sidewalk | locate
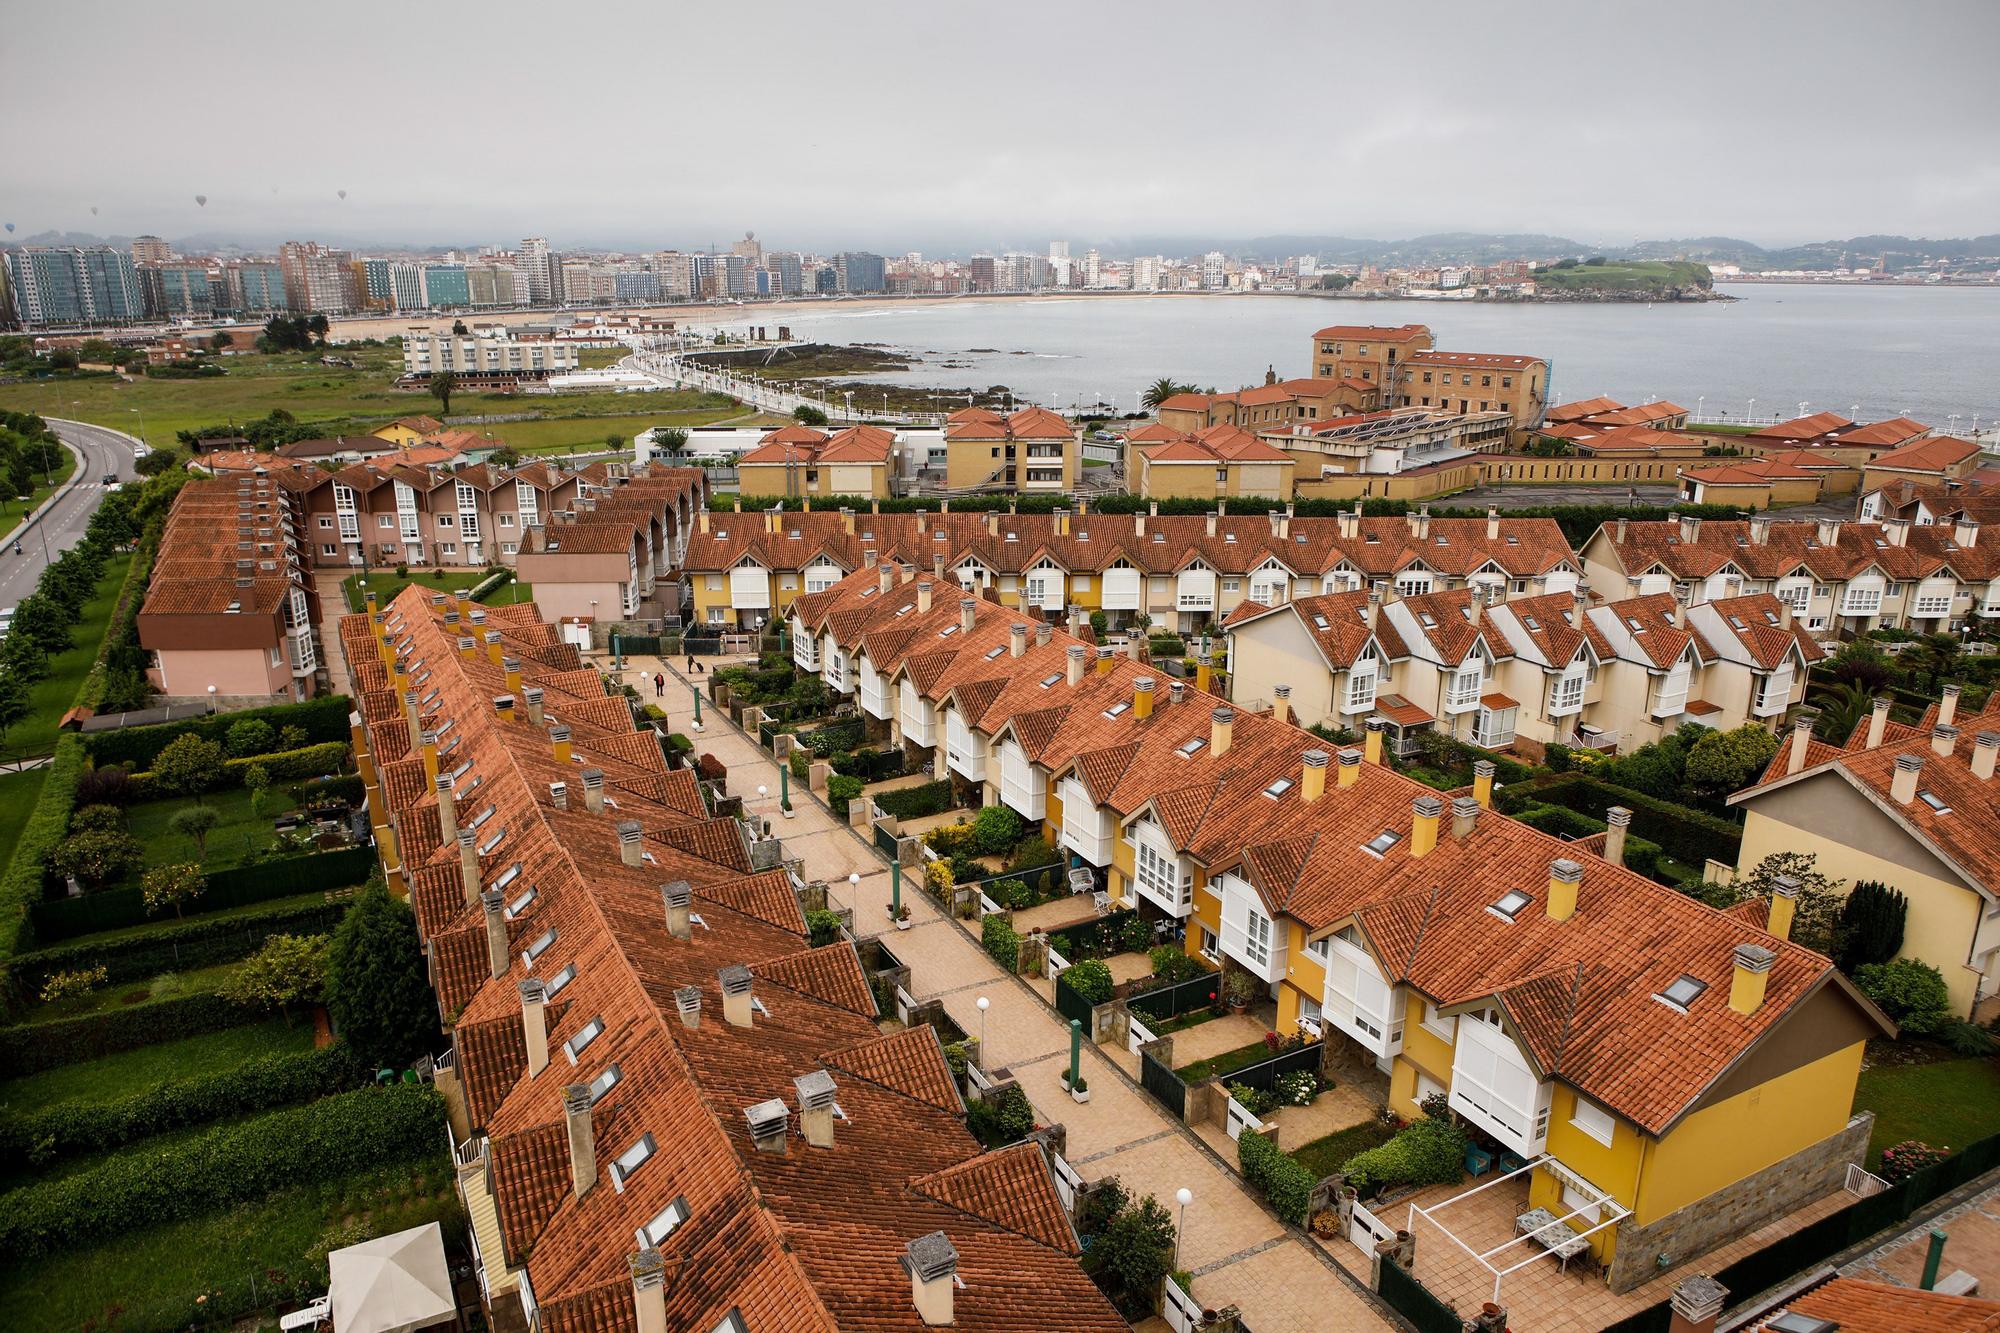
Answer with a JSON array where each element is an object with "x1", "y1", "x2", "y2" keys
[{"x1": 625, "y1": 653, "x2": 1394, "y2": 1333}]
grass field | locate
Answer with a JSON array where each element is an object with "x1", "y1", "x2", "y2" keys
[
  {"x1": 0, "y1": 450, "x2": 80, "y2": 547},
  {"x1": 1289, "y1": 1118, "x2": 1399, "y2": 1180},
  {"x1": 1853, "y1": 1050, "x2": 2000, "y2": 1166},
  {"x1": 123, "y1": 788, "x2": 281, "y2": 872},
  {"x1": 1533, "y1": 260, "x2": 1713, "y2": 293},
  {"x1": 0, "y1": 344, "x2": 743, "y2": 452},
  {"x1": 0, "y1": 1017, "x2": 311, "y2": 1111},
  {"x1": 25, "y1": 959, "x2": 242, "y2": 1023},
  {"x1": 0, "y1": 768, "x2": 49, "y2": 885},
  {"x1": 0, "y1": 1153, "x2": 459, "y2": 1333},
  {"x1": 7, "y1": 552, "x2": 132, "y2": 760},
  {"x1": 342, "y1": 568, "x2": 534, "y2": 613}
]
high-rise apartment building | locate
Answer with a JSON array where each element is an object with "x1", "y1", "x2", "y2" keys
[
  {"x1": 722, "y1": 253, "x2": 752, "y2": 296},
  {"x1": 219, "y1": 261, "x2": 288, "y2": 315},
  {"x1": 613, "y1": 269, "x2": 660, "y2": 303},
  {"x1": 1202, "y1": 251, "x2": 1227, "y2": 288},
  {"x1": 421, "y1": 263, "x2": 470, "y2": 308},
  {"x1": 518, "y1": 236, "x2": 553, "y2": 305},
  {"x1": 463, "y1": 262, "x2": 519, "y2": 307},
  {"x1": 277, "y1": 241, "x2": 360, "y2": 314},
  {"x1": 1083, "y1": 248, "x2": 1102, "y2": 287},
  {"x1": 130, "y1": 234, "x2": 173, "y2": 265},
  {"x1": 836, "y1": 251, "x2": 886, "y2": 293},
  {"x1": 139, "y1": 263, "x2": 215, "y2": 319},
  {"x1": 3, "y1": 246, "x2": 145, "y2": 327},
  {"x1": 730, "y1": 231, "x2": 762, "y2": 262},
  {"x1": 968, "y1": 255, "x2": 996, "y2": 292},
  {"x1": 646, "y1": 251, "x2": 691, "y2": 299},
  {"x1": 772, "y1": 250, "x2": 803, "y2": 295},
  {"x1": 1049, "y1": 240, "x2": 1070, "y2": 287}
]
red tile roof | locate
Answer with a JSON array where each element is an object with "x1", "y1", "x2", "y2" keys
[{"x1": 1781, "y1": 1276, "x2": 2000, "y2": 1331}]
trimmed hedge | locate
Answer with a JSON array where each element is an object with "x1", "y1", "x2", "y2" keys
[
  {"x1": 1496, "y1": 773, "x2": 1741, "y2": 870},
  {"x1": 29, "y1": 846, "x2": 376, "y2": 942},
  {"x1": 1239, "y1": 1125, "x2": 1315, "y2": 1224},
  {"x1": 80, "y1": 694, "x2": 353, "y2": 769},
  {"x1": 831, "y1": 747, "x2": 907, "y2": 782},
  {"x1": 0, "y1": 989, "x2": 251, "y2": 1077},
  {"x1": 123, "y1": 740, "x2": 350, "y2": 801},
  {"x1": 0, "y1": 734, "x2": 85, "y2": 962},
  {"x1": 0, "y1": 1083, "x2": 445, "y2": 1259},
  {"x1": 874, "y1": 780, "x2": 955, "y2": 821},
  {"x1": 0, "y1": 1042, "x2": 368, "y2": 1162},
  {"x1": 1511, "y1": 803, "x2": 1669, "y2": 883},
  {"x1": 10, "y1": 897, "x2": 350, "y2": 990}
]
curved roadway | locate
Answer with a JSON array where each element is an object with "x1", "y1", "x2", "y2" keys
[{"x1": 0, "y1": 418, "x2": 140, "y2": 613}]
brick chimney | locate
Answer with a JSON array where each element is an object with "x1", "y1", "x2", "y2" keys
[
  {"x1": 1010, "y1": 623, "x2": 1028, "y2": 658},
  {"x1": 629, "y1": 1248, "x2": 667, "y2": 1333},
  {"x1": 563, "y1": 1083, "x2": 596, "y2": 1196},
  {"x1": 459, "y1": 828, "x2": 481, "y2": 906},
  {"x1": 493, "y1": 693, "x2": 516, "y2": 722},
  {"x1": 549, "y1": 780, "x2": 568, "y2": 811},
  {"x1": 662, "y1": 880, "x2": 692, "y2": 941},
  {"x1": 917, "y1": 579, "x2": 933, "y2": 614},
  {"x1": 1451, "y1": 795, "x2": 1479, "y2": 840},
  {"x1": 1300, "y1": 748, "x2": 1329, "y2": 803},
  {"x1": 1603, "y1": 806, "x2": 1632, "y2": 867},
  {"x1": 904, "y1": 1232, "x2": 959, "y2": 1327},
  {"x1": 1933, "y1": 724, "x2": 1959, "y2": 758},
  {"x1": 719, "y1": 964, "x2": 754, "y2": 1028},
  {"x1": 419, "y1": 729, "x2": 440, "y2": 783},
  {"x1": 1363, "y1": 716, "x2": 1386, "y2": 765},
  {"x1": 1066, "y1": 644, "x2": 1087, "y2": 687},
  {"x1": 482, "y1": 891, "x2": 509, "y2": 980},
  {"x1": 435, "y1": 774, "x2": 457, "y2": 844},
  {"x1": 617, "y1": 819, "x2": 643, "y2": 866},
  {"x1": 1036, "y1": 623, "x2": 1052, "y2": 647},
  {"x1": 519, "y1": 978, "x2": 549, "y2": 1076},
  {"x1": 674, "y1": 984, "x2": 700, "y2": 1029},
  {"x1": 581, "y1": 767, "x2": 606, "y2": 814},
  {"x1": 1547, "y1": 857, "x2": 1583, "y2": 921},
  {"x1": 1729, "y1": 943, "x2": 1776, "y2": 1015},
  {"x1": 744, "y1": 1097, "x2": 790, "y2": 1154},
  {"x1": 484, "y1": 628, "x2": 505, "y2": 667},
  {"x1": 503, "y1": 656, "x2": 524, "y2": 695},
  {"x1": 1892, "y1": 752, "x2": 1924, "y2": 805},
  {"x1": 523, "y1": 685, "x2": 545, "y2": 727},
  {"x1": 1133, "y1": 676, "x2": 1156, "y2": 720},
  {"x1": 1940, "y1": 683, "x2": 1962, "y2": 728},
  {"x1": 795, "y1": 1069, "x2": 838, "y2": 1149}
]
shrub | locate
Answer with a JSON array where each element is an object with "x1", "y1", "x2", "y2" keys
[
  {"x1": 72, "y1": 764, "x2": 134, "y2": 808},
  {"x1": 988, "y1": 877, "x2": 1032, "y2": 909},
  {"x1": 80, "y1": 695, "x2": 352, "y2": 770},
  {"x1": 1120, "y1": 914, "x2": 1152, "y2": 953},
  {"x1": 971, "y1": 804, "x2": 1024, "y2": 856},
  {"x1": 50, "y1": 827, "x2": 145, "y2": 888},
  {"x1": 1340, "y1": 1116, "x2": 1468, "y2": 1195},
  {"x1": 965, "y1": 1084, "x2": 1036, "y2": 1147},
  {"x1": 69, "y1": 803, "x2": 125, "y2": 835},
  {"x1": 0, "y1": 1042, "x2": 367, "y2": 1164},
  {"x1": 1006, "y1": 835, "x2": 1061, "y2": 873},
  {"x1": 1084, "y1": 1192, "x2": 1179, "y2": 1306},
  {"x1": 0, "y1": 1084, "x2": 444, "y2": 1259},
  {"x1": 39, "y1": 964, "x2": 108, "y2": 1003},
  {"x1": 1238, "y1": 1129, "x2": 1315, "y2": 1224},
  {"x1": 225, "y1": 718, "x2": 277, "y2": 757},
  {"x1": 1854, "y1": 958, "x2": 1954, "y2": 1036},
  {"x1": 1274, "y1": 1069, "x2": 1322, "y2": 1107},
  {"x1": 1228, "y1": 1081, "x2": 1277, "y2": 1117},
  {"x1": 805, "y1": 909, "x2": 843, "y2": 947},
  {"x1": 141, "y1": 862, "x2": 206, "y2": 918},
  {"x1": 222, "y1": 933, "x2": 329, "y2": 1019},
  {"x1": 0, "y1": 989, "x2": 249, "y2": 1075},
  {"x1": 874, "y1": 780, "x2": 954, "y2": 820},
  {"x1": 1065, "y1": 958, "x2": 1115, "y2": 1005},
  {"x1": 1940, "y1": 1020, "x2": 1998, "y2": 1057},
  {"x1": 1879, "y1": 1139, "x2": 1949, "y2": 1184},
  {"x1": 11, "y1": 897, "x2": 349, "y2": 989},
  {"x1": 981, "y1": 914, "x2": 1020, "y2": 972},
  {"x1": 826, "y1": 773, "x2": 864, "y2": 817}
]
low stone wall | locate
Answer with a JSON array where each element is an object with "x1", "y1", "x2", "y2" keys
[{"x1": 1605, "y1": 1113, "x2": 1873, "y2": 1293}]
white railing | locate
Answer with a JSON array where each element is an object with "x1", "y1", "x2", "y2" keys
[
  {"x1": 894, "y1": 983, "x2": 919, "y2": 1025},
  {"x1": 1162, "y1": 1274, "x2": 1203, "y2": 1333},
  {"x1": 1050, "y1": 1151, "x2": 1084, "y2": 1213},
  {"x1": 1226, "y1": 1094, "x2": 1265, "y2": 1141},
  {"x1": 1046, "y1": 945, "x2": 1071, "y2": 980},
  {"x1": 1846, "y1": 1162, "x2": 1890, "y2": 1198},
  {"x1": 1349, "y1": 1198, "x2": 1396, "y2": 1253},
  {"x1": 1127, "y1": 1012, "x2": 1160, "y2": 1056}
]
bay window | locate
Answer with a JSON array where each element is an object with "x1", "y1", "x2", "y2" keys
[
  {"x1": 1548, "y1": 663, "x2": 1587, "y2": 717},
  {"x1": 1449, "y1": 1016, "x2": 1553, "y2": 1156},
  {"x1": 1343, "y1": 659, "x2": 1378, "y2": 715},
  {"x1": 1445, "y1": 663, "x2": 1483, "y2": 714},
  {"x1": 1324, "y1": 933, "x2": 1404, "y2": 1059},
  {"x1": 1651, "y1": 658, "x2": 1690, "y2": 719},
  {"x1": 1753, "y1": 662, "x2": 1795, "y2": 716}
]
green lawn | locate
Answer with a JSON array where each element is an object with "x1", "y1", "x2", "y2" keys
[
  {"x1": 1175, "y1": 1040, "x2": 1278, "y2": 1085},
  {"x1": 123, "y1": 787, "x2": 285, "y2": 872},
  {"x1": 0, "y1": 767, "x2": 49, "y2": 884},
  {"x1": 1853, "y1": 1050, "x2": 2000, "y2": 1167},
  {"x1": 0, "y1": 1154, "x2": 460, "y2": 1333},
  {"x1": 0, "y1": 1017, "x2": 309, "y2": 1112},
  {"x1": 1533, "y1": 260, "x2": 1713, "y2": 293},
  {"x1": 24, "y1": 959, "x2": 242, "y2": 1023},
  {"x1": 7, "y1": 552, "x2": 132, "y2": 760},
  {"x1": 1290, "y1": 1118, "x2": 1399, "y2": 1180},
  {"x1": 0, "y1": 450, "x2": 80, "y2": 547},
  {"x1": 342, "y1": 568, "x2": 534, "y2": 613}
]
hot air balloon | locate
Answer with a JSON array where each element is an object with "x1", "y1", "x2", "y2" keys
[
  {"x1": 337, "y1": 189, "x2": 347, "y2": 200},
  {"x1": 3, "y1": 223, "x2": 14, "y2": 234},
  {"x1": 195, "y1": 194, "x2": 208, "y2": 207},
  {"x1": 90, "y1": 206, "x2": 99, "y2": 216}
]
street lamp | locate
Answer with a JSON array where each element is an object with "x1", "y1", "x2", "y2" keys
[
  {"x1": 975, "y1": 995, "x2": 990, "y2": 1069},
  {"x1": 207, "y1": 684, "x2": 218, "y2": 715},
  {"x1": 1175, "y1": 1188, "x2": 1194, "y2": 1269}
]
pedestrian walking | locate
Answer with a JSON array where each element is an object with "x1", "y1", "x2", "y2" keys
[{"x1": 654, "y1": 672, "x2": 665, "y2": 697}]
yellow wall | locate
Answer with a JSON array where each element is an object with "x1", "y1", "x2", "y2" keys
[
  {"x1": 1390, "y1": 992, "x2": 1456, "y2": 1120},
  {"x1": 1631, "y1": 1039, "x2": 1866, "y2": 1224},
  {"x1": 1526, "y1": 1085, "x2": 1648, "y2": 1262},
  {"x1": 372, "y1": 423, "x2": 426, "y2": 446},
  {"x1": 1738, "y1": 806, "x2": 1987, "y2": 1015},
  {"x1": 1279, "y1": 922, "x2": 1324, "y2": 1035}
]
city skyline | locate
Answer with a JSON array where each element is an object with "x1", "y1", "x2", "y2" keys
[{"x1": 6, "y1": 0, "x2": 1998, "y2": 251}]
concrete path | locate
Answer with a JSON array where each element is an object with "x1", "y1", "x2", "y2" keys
[{"x1": 618, "y1": 652, "x2": 1394, "y2": 1333}]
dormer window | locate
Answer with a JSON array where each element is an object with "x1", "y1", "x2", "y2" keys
[
  {"x1": 636, "y1": 1196, "x2": 689, "y2": 1248},
  {"x1": 1488, "y1": 889, "x2": 1533, "y2": 922},
  {"x1": 564, "y1": 1016, "x2": 606, "y2": 1062},
  {"x1": 1656, "y1": 974, "x2": 1708, "y2": 1011},
  {"x1": 609, "y1": 1132, "x2": 656, "y2": 1191},
  {"x1": 524, "y1": 927, "x2": 557, "y2": 964},
  {"x1": 588, "y1": 1063, "x2": 622, "y2": 1103}
]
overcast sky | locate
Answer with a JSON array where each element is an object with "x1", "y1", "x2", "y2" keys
[{"x1": 6, "y1": 0, "x2": 1997, "y2": 255}]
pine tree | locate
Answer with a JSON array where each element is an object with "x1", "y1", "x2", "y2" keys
[
  {"x1": 1837, "y1": 880, "x2": 1907, "y2": 974},
  {"x1": 325, "y1": 878, "x2": 439, "y2": 1069}
]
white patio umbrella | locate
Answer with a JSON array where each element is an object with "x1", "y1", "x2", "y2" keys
[{"x1": 327, "y1": 1222, "x2": 457, "y2": 1333}]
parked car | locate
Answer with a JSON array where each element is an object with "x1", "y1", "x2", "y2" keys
[
  {"x1": 132, "y1": 442, "x2": 150, "y2": 458},
  {"x1": 101, "y1": 472, "x2": 118, "y2": 485}
]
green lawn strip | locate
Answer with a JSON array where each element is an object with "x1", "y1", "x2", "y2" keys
[
  {"x1": 1174, "y1": 1039, "x2": 1278, "y2": 1085},
  {"x1": 7, "y1": 552, "x2": 132, "y2": 759},
  {"x1": 0, "y1": 450, "x2": 80, "y2": 547},
  {"x1": 1289, "y1": 1119, "x2": 1399, "y2": 1181},
  {"x1": 0, "y1": 1153, "x2": 460, "y2": 1333},
  {"x1": 0, "y1": 768, "x2": 50, "y2": 882},
  {"x1": 1148, "y1": 1006, "x2": 1226, "y2": 1037},
  {"x1": 25, "y1": 958, "x2": 241, "y2": 1023},
  {"x1": 26, "y1": 887, "x2": 334, "y2": 953},
  {"x1": 341, "y1": 567, "x2": 518, "y2": 613},
  {"x1": 122, "y1": 787, "x2": 281, "y2": 872},
  {"x1": 1853, "y1": 1052, "x2": 2000, "y2": 1167},
  {"x1": 0, "y1": 1016, "x2": 310, "y2": 1111}
]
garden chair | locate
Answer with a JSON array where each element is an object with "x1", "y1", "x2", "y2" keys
[
  {"x1": 1091, "y1": 890, "x2": 1110, "y2": 915},
  {"x1": 1464, "y1": 1143, "x2": 1494, "y2": 1176},
  {"x1": 1497, "y1": 1150, "x2": 1528, "y2": 1175}
]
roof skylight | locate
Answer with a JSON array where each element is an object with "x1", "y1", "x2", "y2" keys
[
  {"x1": 1656, "y1": 974, "x2": 1709, "y2": 1011},
  {"x1": 1363, "y1": 830, "x2": 1401, "y2": 856},
  {"x1": 1488, "y1": 889, "x2": 1533, "y2": 922}
]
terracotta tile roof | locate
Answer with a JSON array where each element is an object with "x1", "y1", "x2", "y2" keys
[
  {"x1": 1779, "y1": 1276, "x2": 2000, "y2": 1331},
  {"x1": 1751, "y1": 410, "x2": 1855, "y2": 442},
  {"x1": 1311, "y1": 323, "x2": 1431, "y2": 342},
  {"x1": 1583, "y1": 401, "x2": 1686, "y2": 428},
  {"x1": 1372, "y1": 693, "x2": 1434, "y2": 727},
  {"x1": 910, "y1": 1141, "x2": 1079, "y2": 1254},
  {"x1": 1867, "y1": 434, "x2": 1980, "y2": 475},
  {"x1": 826, "y1": 1027, "x2": 966, "y2": 1116},
  {"x1": 1403, "y1": 349, "x2": 1544, "y2": 370},
  {"x1": 1588, "y1": 517, "x2": 2000, "y2": 585},
  {"x1": 1837, "y1": 416, "x2": 1933, "y2": 448}
]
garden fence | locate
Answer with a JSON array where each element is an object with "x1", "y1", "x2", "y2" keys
[
  {"x1": 1139, "y1": 1048, "x2": 1187, "y2": 1120},
  {"x1": 29, "y1": 846, "x2": 375, "y2": 941},
  {"x1": 1214, "y1": 1041, "x2": 1324, "y2": 1094},
  {"x1": 1053, "y1": 972, "x2": 1096, "y2": 1027},
  {"x1": 1377, "y1": 1258, "x2": 1463, "y2": 1333},
  {"x1": 1128, "y1": 969, "x2": 1224, "y2": 1021}
]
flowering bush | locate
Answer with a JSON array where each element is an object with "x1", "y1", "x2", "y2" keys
[
  {"x1": 1879, "y1": 1139, "x2": 1949, "y2": 1184},
  {"x1": 1275, "y1": 1069, "x2": 1322, "y2": 1107},
  {"x1": 39, "y1": 965, "x2": 109, "y2": 1003},
  {"x1": 1228, "y1": 1081, "x2": 1278, "y2": 1117}
]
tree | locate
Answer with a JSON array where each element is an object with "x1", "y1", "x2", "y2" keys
[
  {"x1": 142, "y1": 862, "x2": 206, "y2": 920},
  {"x1": 1826, "y1": 638, "x2": 1895, "y2": 694},
  {"x1": 50, "y1": 828, "x2": 144, "y2": 888},
  {"x1": 243, "y1": 761, "x2": 272, "y2": 817},
  {"x1": 450, "y1": 319, "x2": 469, "y2": 336},
  {"x1": 325, "y1": 879, "x2": 440, "y2": 1068},
  {"x1": 792, "y1": 405, "x2": 828, "y2": 427},
  {"x1": 1907, "y1": 634, "x2": 1963, "y2": 694},
  {"x1": 169, "y1": 805, "x2": 222, "y2": 860},
  {"x1": 1142, "y1": 378, "x2": 1196, "y2": 410},
  {"x1": 1683, "y1": 724, "x2": 1779, "y2": 799},
  {"x1": 307, "y1": 313, "x2": 330, "y2": 346},
  {"x1": 971, "y1": 804, "x2": 1025, "y2": 856},
  {"x1": 605, "y1": 434, "x2": 626, "y2": 452},
  {"x1": 1740, "y1": 850, "x2": 1846, "y2": 954},
  {"x1": 209, "y1": 330, "x2": 233, "y2": 354},
  {"x1": 133, "y1": 449, "x2": 178, "y2": 476},
  {"x1": 1084, "y1": 1193, "x2": 1177, "y2": 1307},
  {"x1": 655, "y1": 427, "x2": 689, "y2": 456},
  {"x1": 226, "y1": 717, "x2": 276, "y2": 757},
  {"x1": 1814, "y1": 681, "x2": 1875, "y2": 745},
  {"x1": 1837, "y1": 881, "x2": 1908, "y2": 973},
  {"x1": 222, "y1": 933, "x2": 328, "y2": 1022},
  {"x1": 69, "y1": 804, "x2": 125, "y2": 834},
  {"x1": 153, "y1": 733, "x2": 226, "y2": 803},
  {"x1": 428, "y1": 370, "x2": 458, "y2": 417},
  {"x1": 1853, "y1": 958, "x2": 1953, "y2": 1035},
  {"x1": 0, "y1": 671, "x2": 27, "y2": 749},
  {"x1": 9, "y1": 598, "x2": 74, "y2": 657},
  {"x1": 487, "y1": 445, "x2": 523, "y2": 469}
]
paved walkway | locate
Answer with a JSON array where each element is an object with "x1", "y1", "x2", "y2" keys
[{"x1": 621, "y1": 653, "x2": 1395, "y2": 1333}]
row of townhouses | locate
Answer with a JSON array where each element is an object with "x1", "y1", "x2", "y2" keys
[
  {"x1": 337, "y1": 587, "x2": 1126, "y2": 1333},
  {"x1": 785, "y1": 562, "x2": 1892, "y2": 1293}
]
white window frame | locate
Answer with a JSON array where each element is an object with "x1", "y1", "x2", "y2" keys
[{"x1": 1570, "y1": 1096, "x2": 1615, "y2": 1148}]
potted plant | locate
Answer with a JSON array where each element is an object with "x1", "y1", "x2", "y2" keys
[
  {"x1": 1070, "y1": 1075, "x2": 1090, "y2": 1104},
  {"x1": 1224, "y1": 971, "x2": 1257, "y2": 1015},
  {"x1": 893, "y1": 904, "x2": 912, "y2": 931}
]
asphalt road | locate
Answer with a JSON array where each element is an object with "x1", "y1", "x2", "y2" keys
[{"x1": 0, "y1": 418, "x2": 140, "y2": 614}]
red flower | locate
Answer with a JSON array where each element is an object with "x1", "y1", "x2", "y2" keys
[{"x1": 1208, "y1": 991, "x2": 1217, "y2": 1000}]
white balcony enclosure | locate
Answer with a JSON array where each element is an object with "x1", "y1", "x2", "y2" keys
[
  {"x1": 1102, "y1": 567, "x2": 1142, "y2": 611},
  {"x1": 1217, "y1": 872, "x2": 1286, "y2": 983},
  {"x1": 1128, "y1": 819, "x2": 1194, "y2": 917},
  {"x1": 729, "y1": 566, "x2": 771, "y2": 610},
  {"x1": 792, "y1": 626, "x2": 820, "y2": 671},
  {"x1": 899, "y1": 679, "x2": 938, "y2": 748},
  {"x1": 824, "y1": 646, "x2": 850, "y2": 694},
  {"x1": 1058, "y1": 776, "x2": 1115, "y2": 866},
  {"x1": 859, "y1": 659, "x2": 891, "y2": 719},
  {"x1": 1651, "y1": 658, "x2": 1690, "y2": 720},
  {"x1": 945, "y1": 708, "x2": 987, "y2": 782},
  {"x1": 1176, "y1": 568, "x2": 1216, "y2": 611},
  {"x1": 1752, "y1": 661, "x2": 1794, "y2": 717},
  {"x1": 999, "y1": 739, "x2": 1047, "y2": 820},
  {"x1": 1322, "y1": 933, "x2": 1404, "y2": 1059},
  {"x1": 1449, "y1": 1014, "x2": 1553, "y2": 1158}
]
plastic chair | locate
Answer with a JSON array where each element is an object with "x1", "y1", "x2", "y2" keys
[{"x1": 1464, "y1": 1144, "x2": 1494, "y2": 1176}]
